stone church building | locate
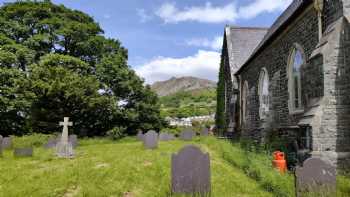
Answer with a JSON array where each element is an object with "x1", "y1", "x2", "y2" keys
[{"x1": 220, "y1": 0, "x2": 350, "y2": 167}]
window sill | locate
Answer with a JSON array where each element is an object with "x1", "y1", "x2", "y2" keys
[{"x1": 289, "y1": 109, "x2": 304, "y2": 115}]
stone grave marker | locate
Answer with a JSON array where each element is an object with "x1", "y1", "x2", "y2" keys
[
  {"x1": 201, "y1": 128, "x2": 209, "y2": 136},
  {"x1": 137, "y1": 130, "x2": 144, "y2": 141},
  {"x1": 56, "y1": 117, "x2": 74, "y2": 158},
  {"x1": 44, "y1": 136, "x2": 59, "y2": 149},
  {"x1": 14, "y1": 147, "x2": 33, "y2": 157},
  {"x1": 180, "y1": 129, "x2": 194, "y2": 141},
  {"x1": 159, "y1": 133, "x2": 168, "y2": 141},
  {"x1": 2, "y1": 137, "x2": 12, "y2": 149},
  {"x1": 295, "y1": 157, "x2": 336, "y2": 197},
  {"x1": 171, "y1": 145, "x2": 211, "y2": 196},
  {"x1": 0, "y1": 135, "x2": 3, "y2": 156},
  {"x1": 143, "y1": 130, "x2": 158, "y2": 149},
  {"x1": 159, "y1": 133, "x2": 175, "y2": 141},
  {"x1": 167, "y1": 133, "x2": 175, "y2": 141},
  {"x1": 69, "y1": 134, "x2": 78, "y2": 148}
]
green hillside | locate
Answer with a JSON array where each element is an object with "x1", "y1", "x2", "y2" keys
[{"x1": 159, "y1": 88, "x2": 216, "y2": 118}]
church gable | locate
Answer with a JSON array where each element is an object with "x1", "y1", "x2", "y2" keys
[{"x1": 225, "y1": 27, "x2": 267, "y2": 75}]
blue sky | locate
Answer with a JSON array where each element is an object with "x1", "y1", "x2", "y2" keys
[{"x1": 1, "y1": 0, "x2": 292, "y2": 84}]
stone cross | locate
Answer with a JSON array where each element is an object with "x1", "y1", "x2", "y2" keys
[
  {"x1": 59, "y1": 117, "x2": 73, "y2": 145},
  {"x1": 56, "y1": 117, "x2": 74, "y2": 158}
]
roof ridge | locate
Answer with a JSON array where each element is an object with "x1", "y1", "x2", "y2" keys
[{"x1": 226, "y1": 25, "x2": 269, "y2": 30}]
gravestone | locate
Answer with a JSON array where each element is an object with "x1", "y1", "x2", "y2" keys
[
  {"x1": 180, "y1": 129, "x2": 194, "y2": 141},
  {"x1": 44, "y1": 136, "x2": 59, "y2": 149},
  {"x1": 171, "y1": 145, "x2": 211, "y2": 196},
  {"x1": 167, "y1": 133, "x2": 175, "y2": 141},
  {"x1": 0, "y1": 135, "x2": 2, "y2": 156},
  {"x1": 159, "y1": 133, "x2": 174, "y2": 141},
  {"x1": 56, "y1": 117, "x2": 74, "y2": 158},
  {"x1": 201, "y1": 128, "x2": 209, "y2": 136},
  {"x1": 14, "y1": 147, "x2": 33, "y2": 157},
  {"x1": 69, "y1": 134, "x2": 78, "y2": 148},
  {"x1": 143, "y1": 130, "x2": 158, "y2": 149},
  {"x1": 2, "y1": 137, "x2": 12, "y2": 149},
  {"x1": 159, "y1": 133, "x2": 168, "y2": 141},
  {"x1": 137, "y1": 130, "x2": 144, "y2": 141},
  {"x1": 295, "y1": 157, "x2": 336, "y2": 197}
]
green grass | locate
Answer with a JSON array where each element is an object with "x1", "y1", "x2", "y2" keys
[
  {"x1": 0, "y1": 137, "x2": 273, "y2": 197},
  {"x1": 1, "y1": 136, "x2": 349, "y2": 197}
]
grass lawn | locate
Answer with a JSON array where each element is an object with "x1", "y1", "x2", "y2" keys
[
  {"x1": 0, "y1": 137, "x2": 273, "y2": 197},
  {"x1": 0, "y1": 136, "x2": 349, "y2": 197}
]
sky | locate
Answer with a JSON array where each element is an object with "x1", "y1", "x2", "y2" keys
[{"x1": 0, "y1": 0, "x2": 293, "y2": 84}]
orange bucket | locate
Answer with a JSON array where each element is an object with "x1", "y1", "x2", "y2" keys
[{"x1": 272, "y1": 151, "x2": 287, "y2": 173}]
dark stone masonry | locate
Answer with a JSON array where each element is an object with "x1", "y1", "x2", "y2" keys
[{"x1": 219, "y1": 0, "x2": 350, "y2": 168}]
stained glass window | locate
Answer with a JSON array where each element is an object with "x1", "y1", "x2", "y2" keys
[
  {"x1": 289, "y1": 48, "x2": 304, "y2": 111},
  {"x1": 259, "y1": 69, "x2": 269, "y2": 119}
]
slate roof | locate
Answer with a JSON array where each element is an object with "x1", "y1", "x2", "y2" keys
[
  {"x1": 225, "y1": 26, "x2": 268, "y2": 74},
  {"x1": 235, "y1": 0, "x2": 312, "y2": 75}
]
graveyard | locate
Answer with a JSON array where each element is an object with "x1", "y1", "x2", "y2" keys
[
  {"x1": 1, "y1": 1, "x2": 350, "y2": 196},
  {"x1": 0, "y1": 133, "x2": 349, "y2": 197}
]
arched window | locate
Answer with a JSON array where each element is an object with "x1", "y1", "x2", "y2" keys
[
  {"x1": 258, "y1": 68, "x2": 269, "y2": 119},
  {"x1": 242, "y1": 81, "x2": 249, "y2": 123},
  {"x1": 288, "y1": 44, "x2": 305, "y2": 113}
]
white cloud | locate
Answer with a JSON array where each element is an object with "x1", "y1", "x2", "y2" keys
[
  {"x1": 156, "y1": 0, "x2": 292, "y2": 23},
  {"x1": 186, "y1": 36, "x2": 223, "y2": 51},
  {"x1": 238, "y1": 0, "x2": 293, "y2": 19},
  {"x1": 103, "y1": 14, "x2": 111, "y2": 19},
  {"x1": 137, "y1": 9, "x2": 152, "y2": 23},
  {"x1": 156, "y1": 2, "x2": 238, "y2": 23},
  {"x1": 135, "y1": 50, "x2": 220, "y2": 84}
]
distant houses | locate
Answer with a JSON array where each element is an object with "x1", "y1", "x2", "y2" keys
[{"x1": 166, "y1": 114, "x2": 214, "y2": 127}]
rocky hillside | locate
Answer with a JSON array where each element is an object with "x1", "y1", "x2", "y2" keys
[{"x1": 151, "y1": 76, "x2": 216, "y2": 96}]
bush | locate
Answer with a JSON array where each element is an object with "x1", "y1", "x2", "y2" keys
[
  {"x1": 106, "y1": 127, "x2": 126, "y2": 140},
  {"x1": 12, "y1": 133, "x2": 53, "y2": 148},
  {"x1": 160, "y1": 126, "x2": 182, "y2": 136}
]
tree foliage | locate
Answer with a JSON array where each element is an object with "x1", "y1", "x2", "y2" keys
[
  {"x1": 0, "y1": 1, "x2": 163, "y2": 136},
  {"x1": 159, "y1": 89, "x2": 216, "y2": 118},
  {"x1": 215, "y1": 53, "x2": 226, "y2": 135}
]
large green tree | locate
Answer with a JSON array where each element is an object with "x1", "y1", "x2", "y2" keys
[{"x1": 0, "y1": 1, "x2": 163, "y2": 136}]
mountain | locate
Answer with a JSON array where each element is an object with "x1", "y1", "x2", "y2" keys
[{"x1": 151, "y1": 76, "x2": 217, "y2": 96}]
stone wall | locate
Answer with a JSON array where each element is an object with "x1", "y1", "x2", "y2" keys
[
  {"x1": 236, "y1": 1, "x2": 350, "y2": 166},
  {"x1": 323, "y1": 0, "x2": 343, "y2": 32},
  {"x1": 317, "y1": 17, "x2": 350, "y2": 167},
  {"x1": 239, "y1": 7, "x2": 319, "y2": 135}
]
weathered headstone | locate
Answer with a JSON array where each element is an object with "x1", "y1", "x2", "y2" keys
[
  {"x1": 201, "y1": 128, "x2": 209, "y2": 136},
  {"x1": 159, "y1": 133, "x2": 175, "y2": 141},
  {"x1": 168, "y1": 133, "x2": 175, "y2": 141},
  {"x1": 295, "y1": 157, "x2": 336, "y2": 197},
  {"x1": 14, "y1": 147, "x2": 33, "y2": 157},
  {"x1": 69, "y1": 134, "x2": 78, "y2": 148},
  {"x1": 159, "y1": 133, "x2": 168, "y2": 141},
  {"x1": 44, "y1": 136, "x2": 59, "y2": 149},
  {"x1": 180, "y1": 129, "x2": 194, "y2": 141},
  {"x1": 143, "y1": 130, "x2": 158, "y2": 149},
  {"x1": 2, "y1": 137, "x2": 12, "y2": 149},
  {"x1": 137, "y1": 130, "x2": 144, "y2": 141},
  {"x1": 56, "y1": 117, "x2": 74, "y2": 158},
  {"x1": 171, "y1": 145, "x2": 211, "y2": 196}
]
